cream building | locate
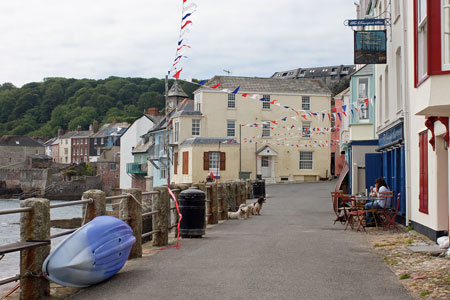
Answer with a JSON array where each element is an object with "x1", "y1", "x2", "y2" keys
[
  {"x1": 171, "y1": 76, "x2": 332, "y2": 184},
  {"x1": 58, "y1": 131, "x2": 76, "y2": 164}
]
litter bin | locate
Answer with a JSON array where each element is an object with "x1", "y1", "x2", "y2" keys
[
  {"x1": 179, "y1": 189, "x2": 206, "y2": 238},
  {"x1": 252, "y1": 180, "x2": 266, "y2": 198}
]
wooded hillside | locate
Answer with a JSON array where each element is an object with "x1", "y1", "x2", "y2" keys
[{"x1": 0, "y1": 77, "x2": 199, "y2": 137}]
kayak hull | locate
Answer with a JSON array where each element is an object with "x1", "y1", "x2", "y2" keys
[{"x1": 43, "y1": 216, "x2": 136, "y2": 287}]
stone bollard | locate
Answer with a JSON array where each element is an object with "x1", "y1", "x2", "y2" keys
[
  {"x1": 172, "y1": 184, "x2": 188, "y2": 238},
  {"x1": 82, "y1": 189, "x2": 106, "y2": 224},
  {"x1": 207, "y1": 183, "x2": 219, "y2": 224},
  {"x1": 152, "y1": 186, "x2": 169, "y2": 247},
  {"x1": 120, "y1": 189, "x2": 142, "y2": 259},
  {"x1": 20, "y1": 198, "x2": 50, "y2": 300}
]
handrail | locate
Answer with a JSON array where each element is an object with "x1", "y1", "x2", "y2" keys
[
  {"x1": 105, "y1": 194, "x2": 130, "y2": 201},
  {"x1": 0, "y1": 207, "x2": 32, "y2": 215},
  {"x1": 142, "y1": 210, "x2": 160, "y2": 218},
  {"x1": 50, "y1": 199, "x2": 93, "y2": 209},
  {"x1": 142, "y1": 191, "x2": 160, "y2": 196},
  {"x1": 141, "y1": 230, "x2": 161, "y2": 239},
  {"x1": 50, "y1": 229, "x2": 77, "y2": 239},
  {"x1": 0, "y1": 275, "x2": 20, "y2": 286}
]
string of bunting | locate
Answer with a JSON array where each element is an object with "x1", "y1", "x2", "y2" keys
[{"x1": 168, "y1": 0, "x2": 197, "y2": 78}]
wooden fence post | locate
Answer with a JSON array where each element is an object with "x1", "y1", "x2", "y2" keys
[
  {"x1": 219, "y1": 184, "x2": 229, "y2": 219},
  {"x1": 153, "y1": 186, "x2": 169, "y2": 247},
  {"x1": 207, "y1": 183, "x2": 219, "y2": 224},
  {"x1": 120, "y1": 189, "x2": 142, "y2": 259},
  {"x1": 82, "y1": 189, "x2": 106, "y2": 224},
  {"x1": 20, "y1": 198, "x2": 50, "y2": 300}
]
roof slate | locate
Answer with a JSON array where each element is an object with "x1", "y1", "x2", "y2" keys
[
  {"x1": 197, "y1": 76, "x2": 331, "y2": 95},
  {"x1": 181, "y1": 137, "x2": 238, "y2": 146},
  {"x1": 0, "y1": 136, "x2": 44, "y2": 147}
]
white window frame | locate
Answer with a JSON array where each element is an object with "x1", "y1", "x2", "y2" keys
[
  {"x1": 160, "y1": 166, "x2": 167, "y2": 179},
  {"x1": 192, "y1": 119, "x2": 201, "y2": 136},
  {"x1": 262, "y1": 95, "x2": 271, "y2": 110},
  {"x1": 262, "y1": 121, "x2": 271, "y2": 137},
  {"x1": 227, "y1": 93, "x2": 236, "y2": 109},
  {"x1": 418, "y1": 0, "x2": 428, "y2": 79},
  {"x1": 302, "y1": 96, "x2": 310, "y2": 111},
  {"x1": 174, "y1": 122, "x2": 179, "y2": 143},
  {"x1": 442, "y1": 0, "x2": 450, "y2": 70},
  {"x1": 227, "y1": 120, "x2": 236, "y2": 137},
  {"x1": 261, "y1": 156, "x2": 269, "y2": 167},
  {"x1": 194, "y1": 93, "x2": 202, "y2": 111},
  {"x1": 357, "y1": 77, "x2": 370, "y2": 121},
  {"x1": 209, "y1": 151, "x2": 220, "y2": 177},
  {"x1": 302, "y1": 122, "x2": 311, "y2": 138},
  {"x1": 299, "y1": 152, "x2": 313, "y2": 170}
]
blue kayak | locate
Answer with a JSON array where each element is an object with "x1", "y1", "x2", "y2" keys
[{"x1": 43, "y1": 216, "x2": 136, "y2": 287}]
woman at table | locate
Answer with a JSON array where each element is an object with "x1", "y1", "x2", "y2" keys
[{"x1": 365, "y1": 177, "x2": 390, "y2": 224}]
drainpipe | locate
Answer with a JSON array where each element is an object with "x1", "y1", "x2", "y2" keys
[{"x1": 402, "y1": 3, "x2": 411, "y2": 225}]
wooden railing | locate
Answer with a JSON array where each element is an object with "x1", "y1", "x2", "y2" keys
[{"x1": 0, "y1": 179, "x2": 256, "y2": 300}]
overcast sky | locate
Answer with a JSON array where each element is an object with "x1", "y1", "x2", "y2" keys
[{"x1": 0, "y1": 0, "x2": 357, "y2": 87}]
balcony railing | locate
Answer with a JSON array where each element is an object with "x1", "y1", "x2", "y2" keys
[{"x1": 126, "y1": 163, "x2": 148, "y2": 174}]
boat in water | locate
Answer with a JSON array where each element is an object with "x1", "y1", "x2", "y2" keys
[{"x1": 42, "y1": 216, "x2": 135, "y2": 287}]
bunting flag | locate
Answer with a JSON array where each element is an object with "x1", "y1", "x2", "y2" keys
[
  {"x1": 342, "y1": 105, "x2": 347, "y2": 112},
  {"x1": 211, "y1": 83, "x2": 221, "y2": 89},
  {"x1": 342, "y1": 111, "x2": 347, "y2": 117},
  {"x1": 282, "y1": 117, "x2": 287, "y2": 121},
  {"x1": 322, "y1": 113, "x2": 325, "y2": 120},
  {"x1": 332, "y1": 108, "x2": 337, "y2": 113},
  {"x1": 182, "y1": 12, "x2": 194, "y2": 20},
  {"x1": 364, "y1": 98, "x2": 369, "y2": 107},
  {"x1": 302, "y1": 115, "x2": 308, "y2": 120},
  {"x1": 181, "y1": 20, "x2": 193, "y2": 30},
  {"x1": 242, "y1": 93, "x2": 248, "y2": 97},
  {"x1": 328, "y1": 113, "x2": 331, "y2": 121},
  {"x1": 232, "y1": 86, "x2": 240, "y2": 94},
  {"x1": 337, "y1": 113, "x2": 341, "y2": 121},
  {"x1": 173, "y1": 68, "x2": 183, "y2": 79},
  {"x1": 270, "y1": 99, "x2": 277, "y2": 104}
]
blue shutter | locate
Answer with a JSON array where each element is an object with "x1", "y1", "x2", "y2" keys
[{"x1": 365, "y1": 153, "x2": 383, "y2": 191}]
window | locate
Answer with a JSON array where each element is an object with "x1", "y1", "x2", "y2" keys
[
  {"x1": 101, "y1": 138, "x2": 104, "y2": 145},
  {"x1": 261, "y1": 156, "x2": 269, "y2": 167},
  {"x1": 417, "y1": 0, "x2": 428, "y2": 80},
  {"x1": 174, "y1": 152, "x2": 178, "y2": 174},
  {"x1": 262, "y1": 95, "x2": 271, "y2": 110},
  {"x1": 357, "y1": 77, "x2": 369, "y2": 120},
  {"x1": 302, "y1": 122, "x2": 311, "y2": 138},
  {"x1": 209, "y1": 152, "x2": 220, "y2": 177},
  {"x1": 174, "y1": 122, "x2": 179, "y2": 143},
  {"x1": 94, "y1": 139, "x2": 97, "y2": 145},
  {"x1": 384, "y1": 67, "x2": 389, "y2": 118},
  {"x1": 443, "y1": 0, "x2": 450, "y2": 70},
  {"x1": 64, "y1": 148, "x2": 68, "y2": 155},
  {"x1": 110, "y1": 163, "x2": 116, "y2": 171},
  {"x1": 396, "y1": 48, "x2": 403, "y2": 111},
  {"x1": 194, "y1": 94, "x2": 202, "y2": 111},
  {"x1": 262, "y1": 121, "x2": 271, "y2": 137},
  {"x1": 192, "y1": 119, "x2": 200, "y2": 136},
  {"x1": 419, "y1": 131, "x2": 429, "y2": 214},
  {"x1": 160, "y1": 166, "x2": 167, "y2": 179},
  {"x1": 378, "y1": 75, "x2": 383, "y2": 125},
  {"x1": 302, "y1": 96, "x2": 310, "y2": 111},
  {"x1": 227, "y1": 120, "x2": 236, "y2": 137},
  {"x1": 97, "y1": 148, "x2": 101, "y2": 155},
  {"x1": 299, "y1": 152, "x2": 313, "y2": 170},
  {"x1": 227, "y1": 93, "x2": 236, "y2": 109}
]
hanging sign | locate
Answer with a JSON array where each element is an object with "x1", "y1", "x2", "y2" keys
[
  {"x1": 348, "y1": 19, "x2": 386, "y2": 26},
  {"x1": 354, "y1": 30, "x2": 387, "y2": 64}
]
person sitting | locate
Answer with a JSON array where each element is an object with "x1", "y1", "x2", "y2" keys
[{"x1": 365, "y1": 177, "x2": 390, "y2": 225}]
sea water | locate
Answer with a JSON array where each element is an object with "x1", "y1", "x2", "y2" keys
[{"x1": 0, "y1": 199, "x2": 82, "y2": 293}]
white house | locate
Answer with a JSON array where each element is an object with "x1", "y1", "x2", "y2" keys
[{"x1": 119, "y1": 111, "x2": 161, "y2": 189}]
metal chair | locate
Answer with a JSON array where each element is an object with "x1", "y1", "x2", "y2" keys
[
  {"x1": 331, "y1": 192, "x2": 346, "y2": 225},
  {"x1": 378, "y1": 193, "x2": 401, "y2": 231}
]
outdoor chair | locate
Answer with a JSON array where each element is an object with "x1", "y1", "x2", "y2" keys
[
  {"x1": 331, "y1": 191, "x2": 346, "y2": 225},
  {"x1": 342, "y1": 195, "x2": 366, "y2": 232},
  {"x1": 378, "y1": 193, "x2": 401, "y2": 231}
]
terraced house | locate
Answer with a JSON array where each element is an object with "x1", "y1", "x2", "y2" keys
[{"x1": 171, "y1": 76, "x2": 332, "y2": 184}]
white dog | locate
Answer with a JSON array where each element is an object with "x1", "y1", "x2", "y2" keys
[
  {"x1": 253, "y1": 197, "x2": 265, "y2": 215},
  {"x1": 228, "y1": 206, "x2": 247, "y2": 219},
  {"x1": 239, "y1": 204, "x2": 252, "y2": 218},
  {"x1": 246, "y1": 202, "x2": 255, "y2": 216}
]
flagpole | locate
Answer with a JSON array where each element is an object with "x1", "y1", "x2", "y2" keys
[
  {"x1": 239, "y1": 124, "x2": 242, "y2": 175},
  {"x1": 218, "y1": 141, "x2": 220, "y2": 181},
  {"x1": 165, "y1": 75, "x2": 170, "y2": 185}
]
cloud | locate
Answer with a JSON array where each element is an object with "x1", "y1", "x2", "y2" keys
[{"x1": 0, "y1": 0, "x2": 356, "y2": 86}]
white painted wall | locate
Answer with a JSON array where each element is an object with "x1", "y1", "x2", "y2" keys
[{"x1": 119, "y1": 116, "x2": 155, "y2": 189}]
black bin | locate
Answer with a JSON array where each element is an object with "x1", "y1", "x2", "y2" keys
[
  {"x1": 179, "y1": 189, "x2": 206, "y2": 238},
  {"x1": 252, "y1": 180, "x2": 266, "y2": 198}
]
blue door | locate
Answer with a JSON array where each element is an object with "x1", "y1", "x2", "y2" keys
[{"x1": 365, "y1": 153, "x2": 383, "y2": 191}]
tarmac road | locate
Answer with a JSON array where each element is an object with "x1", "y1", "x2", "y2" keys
[{"x1": 71, "y1": 181, "x2": 412, "y2": 300}]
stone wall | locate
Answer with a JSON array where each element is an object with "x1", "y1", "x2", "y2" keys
[
  {"x1": 0, "y1": 168, "x2": 48, "y2": 192},
  {"x1": 45, "y1": 175, "x2": 102, "y2": 200}
]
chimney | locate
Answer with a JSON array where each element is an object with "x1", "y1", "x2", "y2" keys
[
  {"x1": 57, "y1": 128, "x2": 64, "y2": 137},
  {"x1": 93, "y1": 120, "x2": 99, "y2": 133},
  {"x1": 76, "y1": 125, "x2": 81, "y2": 132},
  {"x1": 147, "y1": 107, "x2": 159, "y2": 116}
]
